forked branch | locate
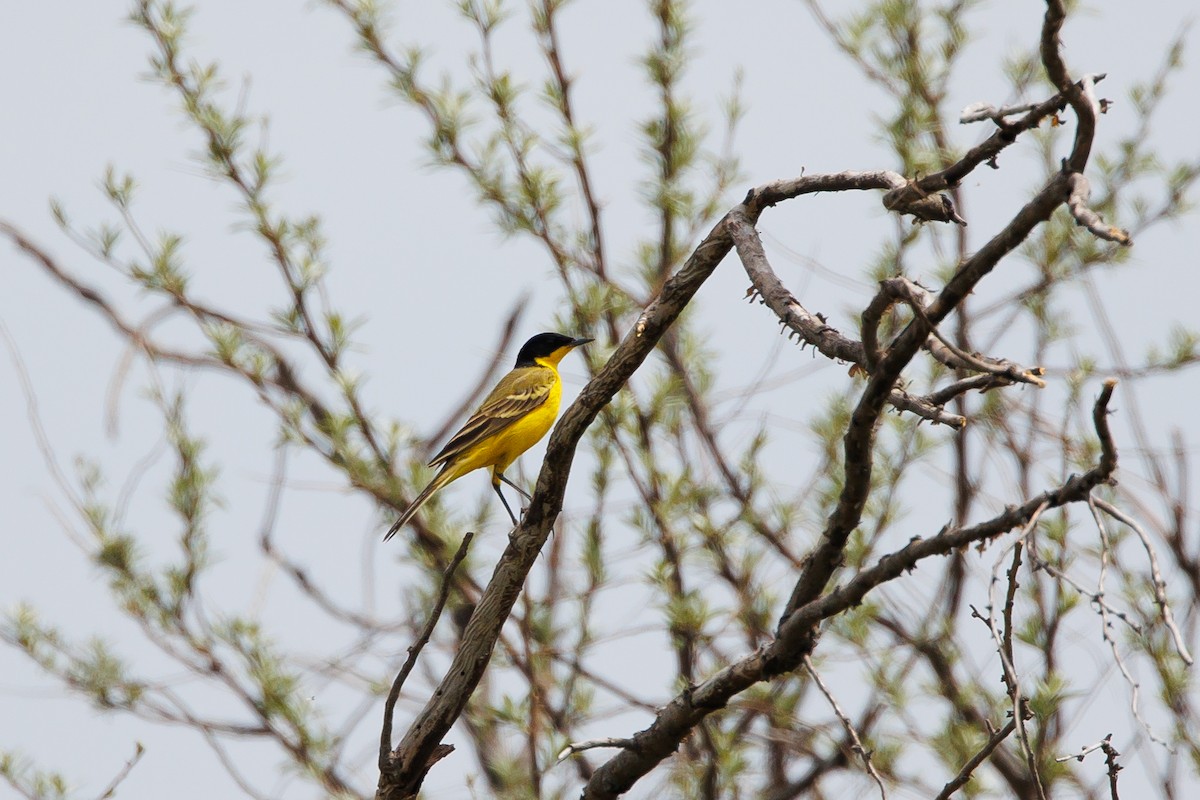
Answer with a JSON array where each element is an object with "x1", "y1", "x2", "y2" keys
[{"x1": 581, "y1": 381, "x2": 1120, "y2": 798}]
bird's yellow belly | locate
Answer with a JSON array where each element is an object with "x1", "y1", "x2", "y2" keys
[{"x1": 456, "y1": 381, "x2": 562, "y2": 477}]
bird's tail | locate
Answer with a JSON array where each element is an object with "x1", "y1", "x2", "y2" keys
[{"x1": 383, "y1": 468, "x2": 454, "y2": 542}]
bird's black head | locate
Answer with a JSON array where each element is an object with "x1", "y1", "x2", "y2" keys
[{"x1": 515, "y1": 332, "x2": 593, "y2": 367}]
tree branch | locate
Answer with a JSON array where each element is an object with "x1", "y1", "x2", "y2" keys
[
  {"x1": 581, "y1": 383, "x2": 1119, "y2": 798},
  {"x1": 378, "y1": 532, "x2": 474, "y2": 776},
  {"x1": 382, "y1": 213, "x2": 736, "y2": 795},
  {"x1": 933, "y1": 719, "x2": 1017, "y2": 800}
]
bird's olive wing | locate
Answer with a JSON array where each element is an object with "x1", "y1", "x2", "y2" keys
[{"x1": 427, "y1": 366, "x2": 555, "y2": 468}]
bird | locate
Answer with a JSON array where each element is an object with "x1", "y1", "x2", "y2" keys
[{"x1": 384, "y1": 332, "x2": 593, "y2": 541}]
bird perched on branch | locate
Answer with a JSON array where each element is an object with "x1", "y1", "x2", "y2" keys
[{"x1": 384, "y1": 332, "x2": 593, "y2": 541}]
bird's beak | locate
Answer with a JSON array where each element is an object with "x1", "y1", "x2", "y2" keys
[{"x1": 570, "y1": 337, "x2": 594, "y2": 348}]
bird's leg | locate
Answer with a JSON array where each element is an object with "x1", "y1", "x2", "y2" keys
[
  {"x1": 495, "y1": 473, "x2": 533, "y2": 526},
  {"x1": 496, "y1": 472, "x2": 533, "y2": 501},
  {"x1": 493, "y1": 481, "x2": 520, "y2": 527}
]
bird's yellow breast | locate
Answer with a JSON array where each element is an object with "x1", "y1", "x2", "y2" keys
[
  {"x1": 484, "y1": 377, "x2": 561, "y2": 471},
  {"x1": 440, "y1": 365, "x2": 562, "y2": 480}
]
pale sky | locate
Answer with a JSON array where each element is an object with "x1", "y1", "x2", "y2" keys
[{"x1": 3, "y1": 1, "x2": 1199, "y2": 797}]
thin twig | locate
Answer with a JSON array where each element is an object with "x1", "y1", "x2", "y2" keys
[
  {"x1": 556, "y1": 737, "x2": 637, "y2": 763},
  {"x1": 1055, "y1": 734, "x2": 1111, "y2": 763},
  {"x1": 980, "y1": 500, "x2": 1050, "y2": 800},
  {"x1": 934, "y1": 719, "x2": 1017, "y2": 800},
  {"x1": 804, "y1": 655, "x2": 887, "y2": 799},
  {"x1": 93, "y1": 742, "x2": 146, "y2": 800},
  {"x1": 1091, "y1": 497, "x2": 1194, "y2": 665},
  {"x1": 1088, "y1": 493, "x2": 1135, "y2": 729},
  {"x1": 1077, "y1": 496, "x2": 1177, "y2": 749},
  {"x1": 379, "y1": 531, "x2": 475, "y2": 771},
  {"x1": 1026, "y1": 556, "x2": 1142, "y2": 635},
  {"x1": 1054, "y1": 734, "x2": 1123, "y2": 800}
]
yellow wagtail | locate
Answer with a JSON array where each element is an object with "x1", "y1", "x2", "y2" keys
[{"x1": 384, "y1": 332, "x2": 592, "y2": 541}]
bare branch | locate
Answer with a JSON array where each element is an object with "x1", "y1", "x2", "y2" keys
[
  {"x1": 980, "y1": 503, "x2": 1050, "y2": 800},
  {"x1": 379, "y1": 531, "x2": 475, "y2": 778},
  {"x1": 1066, "y1": 173, "x2": 1132, "y2": 245},
  {"x1": 959, "y1": 101, "x2": 1043, "y2": 124},
  {"x1": 1056, "y1": 735, "x2": 1123, "y2": 800},
  {"x1": 959, "y1": 73, "x2": 1107, "y2": 125},
  {"x1": 93, "y1": 742, "x2": 145, "y2": 800},
  {"x1": 1041, "y1": 0, "x2": 1096, "y2": 171},
  {"x1": 804, "y1": 655, "x2": 887, "y2": 800},
  {"x1": 1103, "y1": 737, "x2": 1123, "y2": 800},
  {"x1": 1056, "y1": 735, "x2": 1113, "y2": 763},
  {"x1": 924, "y1": 373, "x2": 1024, "y2": 407},
  {"x1": 1092, "y1": 498, "x2": 1194, "y2": 665},
  {"x1": 887, "y1": 388, "x2": 968, "y2": 429},
  {"x1": 934, "y1": 719, "x2": 1017, "y2": 800},
  {"x1": 920, "y1": 323, "x2": 1046, "y2": 388},
  {"x1": 864, "y1": 276, "x2": 1046, "y2": 388},
  {"x1": 556, "y1": 738, "x2": 637, "y2": 763}
]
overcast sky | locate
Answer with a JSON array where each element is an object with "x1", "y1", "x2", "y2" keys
[{"x1": 3, "y1": 1, "x2": 1199, "y2": 797}]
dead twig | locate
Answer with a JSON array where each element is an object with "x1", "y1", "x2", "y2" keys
[
  {"x1": 93, "y1": 742, "x2": 146, "y2": 800},
  {"x1": 804, "y1": 655, "x2": 887, "y2": 799},
  {"x1": 1091, "y1": 497, "x2": 1194, "y2": 666},
  {"x1": 1066, "y1": 173, "x2": 1132, "y2": 245},
  {"x1": 934, "y1": 719, "x2": 1017, "y2": 800},
  {"x1": 556, "y1": 738, "x2": 637, "y2": 763},
  {"x1": 379, "y1": 532, "x2": 476, "y2": 774}
]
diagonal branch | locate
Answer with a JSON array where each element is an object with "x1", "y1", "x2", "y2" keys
[
  {"x1": 934, "y1": 719, "x2": 1017, "y2": 800},
  {"x1": 378, "y1": 532, "x2": 474, "y2": 783},
  {"x1": 804, "y1": 655, "x2": 887, "y2": 799},
  {"x1": 379, "y1": 212, "x2": 737, "y2": 796}
]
